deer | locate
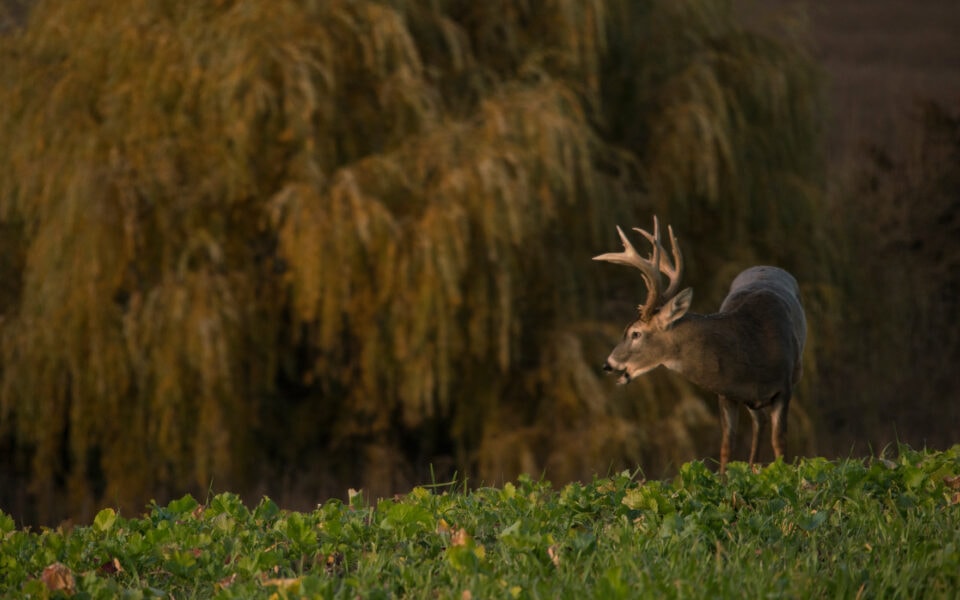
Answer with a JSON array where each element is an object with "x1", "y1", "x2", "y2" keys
[{"x1": 594, "y1": 217, "x2": 806, "y2": 476}]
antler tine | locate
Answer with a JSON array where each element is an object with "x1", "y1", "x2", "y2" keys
[
  {"x1": 593, "y1": 225, "x2": 663, "y2": 321},
  {"x1": 663, "y1": 224, "x2": 684, "y2": 298},
  {"x1": 634, "y1": 219, "x2": 684, "y2": 300}
]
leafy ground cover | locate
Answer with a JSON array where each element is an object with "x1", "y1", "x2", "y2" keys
[{"x1": 2, "y1": 446, "x2": 959, "y2": 599}]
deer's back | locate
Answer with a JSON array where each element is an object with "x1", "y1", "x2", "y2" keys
[{"x1": 719, "y1": 266, "x2": 806, "y2": 382}]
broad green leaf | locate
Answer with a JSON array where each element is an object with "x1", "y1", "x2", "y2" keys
[
  {"x1": 796, "y1": 510, "x2": 828, "y2": 532},
  {"x1": 93, "y1": 508, "x2": 117, "y2": 533},
  {"x1": 0, "y1": 512, "x2": 14, "y2": 534},
  {"x1": 167, "y1": 494, "x2": 199, "y2": 516}
]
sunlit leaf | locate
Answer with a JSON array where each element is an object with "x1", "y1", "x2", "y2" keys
[{"x1": 93, "y1": 508, "x2": 117, "y2": 533}]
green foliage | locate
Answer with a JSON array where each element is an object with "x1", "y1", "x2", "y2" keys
[
  {"x1": 2, "y1": 449, "x2": 959, "y2": 598},
  {"x1": 0, "y1": 0, "x2": 826, "y2": 523}
]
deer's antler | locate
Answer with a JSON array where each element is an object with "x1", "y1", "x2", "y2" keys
[
  {"x1": 593, "y1": 217, "x2": 684, "y2": 321},
  {"x1": 634, "y1": 221, "x2": 683, "y2": 300}
]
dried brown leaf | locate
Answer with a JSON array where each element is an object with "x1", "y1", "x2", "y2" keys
[
  {"x1": 217, "y1": 573, "x2": 238, "y2": 590},
  {"x1": 41, "y1": 562, "x2": 76, "y2": 595},
  {"x1": 98, "y1": 557, "x2": 123, "y2": 575},
  {"x1": 450, "y1": 528, "x2": 470, "y2": 547},
  {"x1": 548, "y1": 544, "x2": 562, "y2": 567}
]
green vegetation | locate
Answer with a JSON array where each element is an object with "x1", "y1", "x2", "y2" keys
[{"x1": 3, "y1": 446, "x2": 959, "y2": 598}]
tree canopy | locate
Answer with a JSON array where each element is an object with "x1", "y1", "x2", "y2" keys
[{"x1": 0, "y1": 0, "x2": 825, "y2": 523}]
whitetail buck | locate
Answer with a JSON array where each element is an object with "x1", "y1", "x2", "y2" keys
[{"x1": 594, "y1": 217, "x2": 806, "y2": 475}]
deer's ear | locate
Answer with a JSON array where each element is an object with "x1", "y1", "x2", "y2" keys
[{"x1": 658, "y1": 287, "x2": 692, "y2": 329}]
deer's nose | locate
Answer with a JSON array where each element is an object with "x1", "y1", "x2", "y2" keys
[{"x1": 602, "y1": 361, "x2": 614, "y2": 373}]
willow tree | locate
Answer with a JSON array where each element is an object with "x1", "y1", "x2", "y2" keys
[{"x1": 0, "y1": 0, "x2": 824, "y2": 523}]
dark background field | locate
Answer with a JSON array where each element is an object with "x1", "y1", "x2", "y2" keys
[{"x1": 793, "y1": 0, "x2": 960, "y2": 457}]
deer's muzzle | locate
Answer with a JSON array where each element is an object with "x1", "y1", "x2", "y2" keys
[{"x1": 602, "y1": 360, "x2": 630, "y2": 384}]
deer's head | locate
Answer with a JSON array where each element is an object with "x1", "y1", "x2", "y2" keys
[{"x1": 594, "y1": 218, "x2": 692, "y2": 384}]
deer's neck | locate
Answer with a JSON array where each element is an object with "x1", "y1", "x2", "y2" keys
[{"x1": 662, "y1": 312, "x2": 755, "y2": 397}]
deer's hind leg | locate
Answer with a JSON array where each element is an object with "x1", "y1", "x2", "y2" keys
[
  {"x1": 718, "y1": 395, "x2": 739, "y2": 476},
  {"x1": 770, "y1": 394, "x2": 790, "y2": 461},
  {"x1": 747, "y1": 406, "x2": 766, "y2": 470}
]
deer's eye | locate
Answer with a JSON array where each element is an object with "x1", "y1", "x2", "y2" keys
[{"x1": 630, "y1": 330, "x2": 642, "y2": 340}]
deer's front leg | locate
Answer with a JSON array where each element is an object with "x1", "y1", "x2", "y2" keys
[{"x1": 718, "y1": 395, "x2": 739, "y2": 476}]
